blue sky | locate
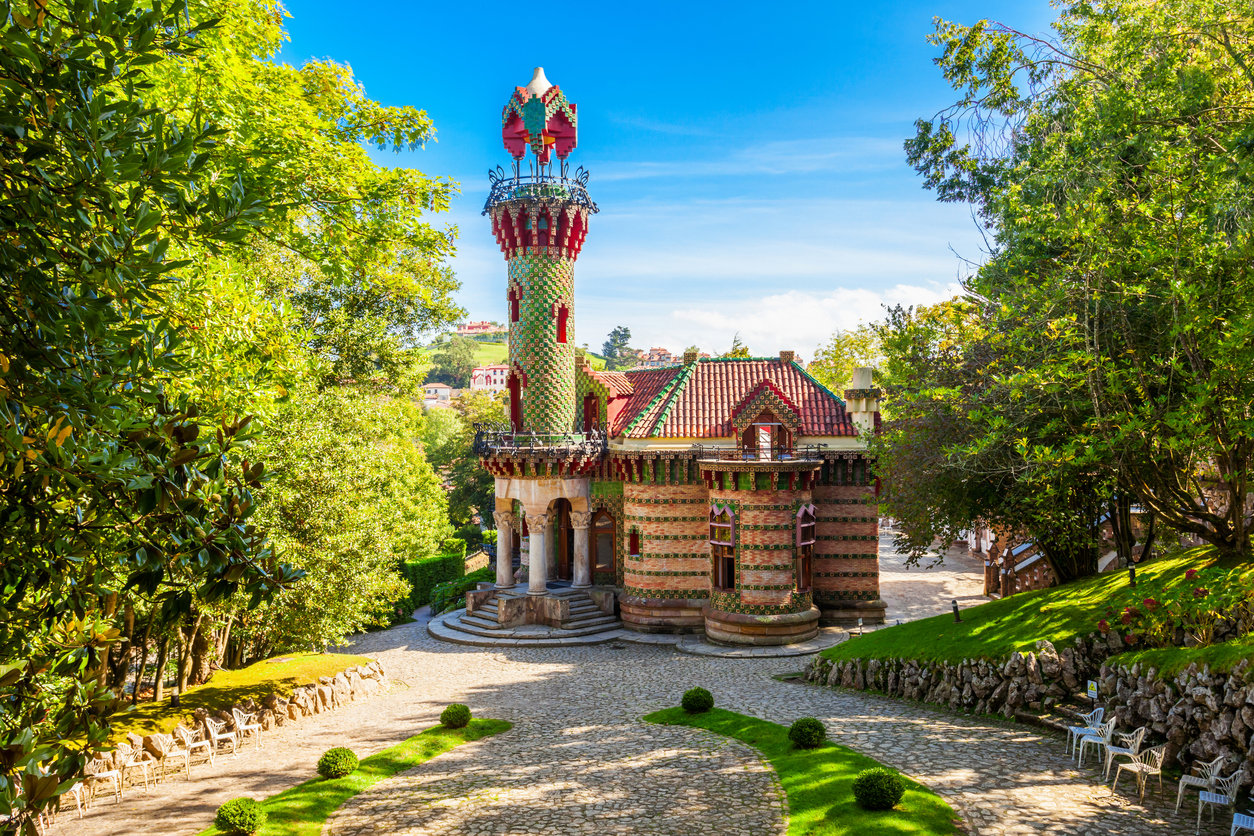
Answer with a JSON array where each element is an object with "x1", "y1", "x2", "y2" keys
[{"x1": 280, "y1": 0, "x2": 1054, "y2": 360}]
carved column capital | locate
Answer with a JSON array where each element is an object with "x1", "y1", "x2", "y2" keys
[
  {"x1": 569, "y1": 510, "x2": 594, "y2": 529},
  {"x1": 525, "y1": 510, "x2": 554, "y2": 529},
  {"x1": 493, "y1": 510, "x2": 518, "y2": 531}
]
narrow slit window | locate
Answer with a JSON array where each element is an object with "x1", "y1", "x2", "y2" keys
[{"x1": 710, "y1": 504, "x2": 736, "y2": 590}]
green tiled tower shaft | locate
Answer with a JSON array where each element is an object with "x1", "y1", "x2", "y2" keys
[{"x1": 508, "y1": 251, "x2": 576, "y2": 433}]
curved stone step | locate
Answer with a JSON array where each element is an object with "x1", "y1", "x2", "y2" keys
[{"x1": 427, "y1": 611, "x2": 627, "y2": 647}]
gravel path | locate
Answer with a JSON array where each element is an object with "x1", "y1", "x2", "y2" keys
[{"x1": 58, "y1": 537, "x2": 1213, "y2": 836}]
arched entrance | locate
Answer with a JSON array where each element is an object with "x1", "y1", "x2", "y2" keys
[{"x1": 553, "y1": 498, "x2": 575, "y2": 582}]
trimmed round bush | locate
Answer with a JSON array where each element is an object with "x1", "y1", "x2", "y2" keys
[
  {"x1": 316, "y1": 747, "x2": 359, "y2": 779},
  {"x1": 214, "y1": 797, "x2": 266, "y2": 835},
  {"x1": 441, "y1": 703, "x2": 472, "y2": 729},
  {"x1": 788, "y1": 717, "x2": 827, "y2": 749},
  {"x1": 681, "y1": 687, "x2": 714, "y2": 714},
  {"x1": 852, "y1": 767, "x2": 905, "y2": 811}
]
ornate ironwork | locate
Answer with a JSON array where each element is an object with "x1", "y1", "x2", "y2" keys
[
  {"x1": 483, "y1": 167, "x2": 598, "y2": 215},
  {"x1": 473, "y1": 421, "x2": 608, "y2": 458},
  {"x1": 689, "y1": 443, "x2": 827, "y2": 463}
]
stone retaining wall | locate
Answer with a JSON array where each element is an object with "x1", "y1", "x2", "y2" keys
[
  {"x1": 125, "y1": 660, "x2": 388, "y2": 764},
  {"x1": 805, "y1": 633, "x2": 1254, "y2": 772}
]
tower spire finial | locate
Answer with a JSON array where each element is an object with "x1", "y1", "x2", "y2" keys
[{"x1": 524, "y1": 67, "x2": 552, "y2": 97}]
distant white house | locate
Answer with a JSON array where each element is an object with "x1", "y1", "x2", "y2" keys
[
  {"x1": 470, "y1": 364, "x2": 509, "y2": 393},
  {"x1": 424, "y1": 382, "x2": 453, "y2": 401}
]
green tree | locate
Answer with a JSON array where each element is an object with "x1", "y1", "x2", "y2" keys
[
  {"x1": 240, "y1": 387, "x2": 450, "y2": 656},
  {"x1": 721, "y1": 333, "x2": 751, "y2": 359},
  {"x1": 808, "y1": 325, "x2": 881, "y2": 395},
  {"x1": 0, "y1": 3, "x2": 303, "y2": 823},
  {"x1": 447, "y1": 392, "x2": 506, "y2": 527},
  {"x1": 908, "y1": 2, "x2": 1254, "y2": 561},
  {"x1": 602, "y1": 326, "x2": 634, "y2": 370},
  {"x1": 428, "y1": 336, "x2": 478, "y2": 387}
]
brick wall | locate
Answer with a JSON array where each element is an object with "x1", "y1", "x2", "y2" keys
[
  {"x1": 622, "y1": 482, "x2": 709, "y2": 601},
  {"x1": 812, "y1": 483, "x2": 881, "y2": 611},
  {"x1": 718, "y1": 488, "x2": 810, "y2": 610}
]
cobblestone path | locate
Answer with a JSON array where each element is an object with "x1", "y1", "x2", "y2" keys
[{"x1": 64, "y1": 548, "x2": 1221, "y2": 836}]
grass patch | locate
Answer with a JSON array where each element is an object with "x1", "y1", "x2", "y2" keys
[
  {"x1": 198, "y1": 718, "x2": 511, "y2": 835},
  {"x1": 823, "y1": 554, "x2": 1198, "y2": 666},
  {"x1": 111, "y1": 652, "x2": 371, "y2": 744},
  {"x1": 646, "y1": 708, "x2": 960, "y2": 835},
  {"x1": 1109, "y1": 632, "x2": 1254, "y2": 676}
]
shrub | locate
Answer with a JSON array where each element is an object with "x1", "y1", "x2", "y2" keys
[
  {"x1": 397, "y1": 552, "x2": 465, "y2": 611},
  {"x1": 441, "y1": 536, "x2": 467, "y2": 557},
  {"x1": 788, "y1": 717, "x2": 826, "y2": 749},
  {"x1": 681, "y1": 687, "x2": 714, "y2": 713},
  {"x1": 455, "y1": 523, "x2": 484, "y2": 548},
  {"x1": 441, "y1": 703, "x2": 471, "y2": 729},
  {"x1": 214, "y1": 798, "x2": 266, "y2": 835},
  {"x1": 316, "y1": 747, "x2": 359, "y2": 779},
  {"x1": 430, "y1": 566, "x2": 494, "y2": 615},
  {"x1": 852, "y1": 767, "x2": 905, "y2": 811}
]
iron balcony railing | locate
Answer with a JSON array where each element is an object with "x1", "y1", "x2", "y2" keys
[
  {"x1": 483, "y1": 165, "x2": 598, "y2": 214},
  {"x1": 472, "y1": 422, "x2": 608, "y2": 459},
  {"x1": 690, "y1": 443, "x2": 827, "y2": 463}
]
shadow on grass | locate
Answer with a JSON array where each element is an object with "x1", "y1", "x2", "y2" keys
[
  {"x1": 645, "y1": 707, "x2": 964, "y2": 836},
  {"x1": 197, "y1": 718, "x2": 511, "y2": 836}
]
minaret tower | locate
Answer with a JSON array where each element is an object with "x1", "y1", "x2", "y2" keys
[{"x1": 485, "y1": 67, "x2": 597, "y2": 435}]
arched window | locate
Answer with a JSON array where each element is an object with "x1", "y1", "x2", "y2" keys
[
  {"x1": 593, "y1": 510, "x2": 615, "y2": 572},
  {"x1": 556, "y1": 303, "x2": 569, "y2": 344},
  {"x1": 796, "y1": 504, "x2": 816, "y2": 591},
  {"x1": 507, "y1": 372, "x2": 523, "y2": 431},
  {"x1": 710, "y1": 503, "x2": 736, "y2": 590}
]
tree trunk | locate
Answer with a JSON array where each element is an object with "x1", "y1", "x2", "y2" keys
[
  {"x1": 153, "y1": 635, "x2": 170, "y2": 703},
  {"x1": 107, "y1": 599, "x2": 135, "y2": 692},
  {"x1": 177, "y1": 612, "x2": 204, "y2": 694},
  {"x1": 131, "y1": 609, "x2": 155, "y2": 706}
]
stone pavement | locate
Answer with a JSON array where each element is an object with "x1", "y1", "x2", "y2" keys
[
  {"x1": 60, "y1": 538, "x2": 1226, "y2": 836},
  {"x1": 877, "y1": 525, "x2": 988, "y2": 624}
]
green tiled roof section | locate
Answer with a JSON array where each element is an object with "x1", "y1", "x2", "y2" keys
[
  {"x1": 623, "y1": 360, "x2": 693, "y2": 437},
  {"x1": 642, "y1": 358, "x2": 699, "y2": 437}
]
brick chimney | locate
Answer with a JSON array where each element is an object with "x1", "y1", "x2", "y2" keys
[
  {"x1": 779, "y1": 350, "x2": 796, "y2": 364},
  {"x1": 683, "y1": 348, "x2": 699, "y2": 364}
]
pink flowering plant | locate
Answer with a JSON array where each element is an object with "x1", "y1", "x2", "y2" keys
[{"x1": 1101, "y1": 564, "x2": 1253, "y2": 648}]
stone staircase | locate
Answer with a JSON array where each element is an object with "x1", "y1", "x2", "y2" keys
[{"x1": 428, "y1": 586, "x2": 624, "y2": 647}]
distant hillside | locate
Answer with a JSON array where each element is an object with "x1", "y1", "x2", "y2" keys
[{"x1": 440, "y1": 338, "x2": 607, "y2": 371}]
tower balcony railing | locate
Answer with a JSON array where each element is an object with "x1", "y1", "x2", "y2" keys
[
  {"x1": 691, "y1": 443, "x2": 827, "y2": 463},
  {"x1": 473, "y1": 422, "x2": 608, "y2": 459},
  {"x1": 483, "y1": 165, "x2": 598, "y2": 214}
]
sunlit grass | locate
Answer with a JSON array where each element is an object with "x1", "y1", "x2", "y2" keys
[
  {"x1": 1112, "y1": 632, "x2": 1254, "y2": 676},
  {"x1": 197, "y1": 718, "x2": 511, "y2": 835},
  {"x1": 824, "y1": 555, "x2": 1199, "y2": 665},
  {"x1": 110, "y1": 652, "x2": 371, "y2": 744},
  {"x1": 645, "y1": 707, "x2": 961, "y2": 835}
]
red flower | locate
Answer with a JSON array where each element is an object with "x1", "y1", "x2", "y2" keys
[
  {"x1": 1120, "y1": 610, "x2": 1134, "y2": 625},
  {"x1": 1193, "y1": 587, "x2": 1209, "y2": 599},
  {"x1": 1124, "y1": 633, "x2": 1138, "y2": 644},
  {"x1": 1143, "y1": 598, "x2": 1159, "y2": 611},
  {"x1": 1185, "y1": 568, "x2": 1198, "y2": 580},
  {"x1": 1097, "y1": 619, "x2": 1110, "y2": 633}
]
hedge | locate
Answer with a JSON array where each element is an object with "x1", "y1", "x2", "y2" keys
[
  {"x1": 399, "y1": 552, "x2": 465, "y2": 611},
  {"x1": 430, "y1": 567, "x2": 494, "y2": 615}
]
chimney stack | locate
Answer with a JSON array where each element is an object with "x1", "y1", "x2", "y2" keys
[
  {"x1": 844, "y1": 367, "x2": 880, "y2": 435},
  {"x1": 779, "y1": 350, "x2": 796, "y2": 364},
  {"x1": 683, "y1": 348, "x2": 699, "y2": 364}
]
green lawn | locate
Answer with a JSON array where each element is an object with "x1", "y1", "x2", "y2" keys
[
  {"x1": 463, "y1": 340, "x2": 606, "y2": 370},
  {"x1": 823, "y1": 555, "x2": 1198, "y2": 666},
  {"x1": 111, "y1": 652, "x2": 371, "y2": 744},
  {"x1": 1111, "y1": 632, "x2": 1254, "y2": 676},
  {"x1": 645, "y1": 708, "x2": 961, "y2": 835},
  {"x1": 198, "y1": 718, "x2": 511, "y2": 835}
]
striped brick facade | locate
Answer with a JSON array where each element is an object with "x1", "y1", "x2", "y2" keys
[{"x1": 619, "y1": 481, "x2": 709, "y2": 633}]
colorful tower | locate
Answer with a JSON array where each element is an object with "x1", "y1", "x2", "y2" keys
[{"x1": 485, "y1": 67, "x2": 597, "y2": 436}]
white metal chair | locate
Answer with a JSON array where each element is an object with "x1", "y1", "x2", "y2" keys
[
  {"x1": 1076, "y1": 718, "x2": 1116, "y2": 768},
  {"x1": 1104, "y1": 726, "x2": 1147, "y2": 782},
  {"x1": 1178, "y1": 755, "x2": 1227, "y2": 813},
  {"x1": 115, "y1": 741, "x2": 153, "y2": 792},
  {"x1": 232, "y1": 707, "x2": 263, "y2": 750},
  {"x1": 1065, "y1": 706, "x2": 1104, "y2": 757},
  {"x1": 205, "y1": 716, "x2": 239, "y2": 758},
  {"x1": 1199, "y1": 769, "x2": 1248, "y2": 835},
  {"x1": 83, "y1": 753, "x2": 122, "y2": 804},
  {"x1": 1112, "y1": 742, "x2": 1166, "y2": 801},
  {"x1": 1232, "y1": 793, "x2": 1254, "y2": 836},
  {"x1": 149, "y1": 732, "x2": 191, "y2": 781},
  {"x1": 174, "y1": 724, "x2": 214, "y2": 768}
]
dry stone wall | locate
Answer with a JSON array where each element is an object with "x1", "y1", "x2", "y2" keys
[{"x1": 805, "y1": 632, "x2": 1254, "y2": 772}]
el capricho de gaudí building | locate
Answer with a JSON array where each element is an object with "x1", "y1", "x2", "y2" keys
[{"x1": 461, "y1": 68, "x2": 885, "y2": 646}]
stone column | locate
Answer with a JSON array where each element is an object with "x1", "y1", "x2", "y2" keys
[
  {"x1": 570, "y1": 510, "x2": 593, "y2": 588},
  {"x1": 492, "y1": 511, "x2": 516, "y2": 590},
  {"x1": 526, "y1": 510, "x2": 552, "y2": 596}
]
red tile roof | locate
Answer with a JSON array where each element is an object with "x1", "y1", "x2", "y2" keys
[
  {"x1": 591, "y1": 369, "x2": 634, "y2": 397},
  {"x1": 614, "y1": 367, "x2": 682, "y2": 435},
  {"x1": 618, "y1": 358, "x2": 855, "y2": 439}
]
